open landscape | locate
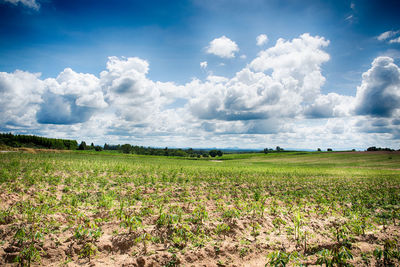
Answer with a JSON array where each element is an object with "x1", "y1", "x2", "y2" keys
[
  {"x1": 1, "y1": 150, "x2": 400, "y2": 266},
  {"x1": 1, "y1": 1, "x2": 400, "y2": 266}
]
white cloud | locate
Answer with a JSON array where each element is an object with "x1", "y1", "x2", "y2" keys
[
  {"x1": 256, "y1": 34, "x2": 268, "y2": 46},
  {"x1": 3, "y1": 0, "x2": 39, "y2": 10},
  {"x1": 304, "y1": 93, "x2": 354, "y2": 118},
  {"x1": 240, "y1": 55, "x2": 247, "y2": 59},
  {"x1": 206, "y1": 75, "x2": 228, "y2": 83},
  {"x1": 377, "y1": 30, "x2": 400, "y2": 41},
  {"x1": 0, "y1": 70, "x2": 43, "y2": 127},
  {"x1": 354, "y1": 56, "x2": 400, "y2": 117},
  {"x1": 389, "y1": 37, "x2": 400, "y2": 44},
  {"x1": 250, "y1": 33, "x2": 330, "y2": 101},
  {"x1": 200, "y1": 61, "x2": 207, "y2": 69},
  {"x1": 2, "y1": 34, "x2": 400, "y2": 148},
  {"x1": 206, "y1": 36, "x2": 239, "y2": 58},
  {"x1": 36, "y1": 68, "x2": 107, "y2": 124},
  {"x1": 187, "y1": 34, "x2": 333, "y2": 132}
]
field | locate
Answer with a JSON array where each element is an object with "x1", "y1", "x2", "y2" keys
[{"x1": 1, "y1": 150, "x2": 400, "y2": 266}]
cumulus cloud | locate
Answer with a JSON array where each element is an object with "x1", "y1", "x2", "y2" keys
[
  {"x1": 101, "y1": 57, "x2": 161, "y2": 122},
  {"x1": 1, "y1": 33, "x2": 400, "y2": 147},
  {"x1": 256, "y1": 34, "x2": 268, "y2": 46},
  {"x1": 304, "y1": 93, "x2": 354, "y2": 118},
  {"x1": 355, "y1": 56, "x2": 400, "y2": 117},
  {"x1": 0, "y1": 70, "x2": 43, "y2": 127},
  {"x1": 35, "y1": 68, "x2": 107, "y2": 124},
  {"x1": 200, "y1": 61, "x2": 207, "y2": 69},
  {"x1": 3, "y1": 0, "x2": 40, "y2": 10},
  {"x1": 250, "y1": 33, "x2": 330, "y2": 102},
  {"x1": 186, "y1": 34, "x2": 333, "y2": 136},
  {"x1": 206, "y1": 36, "x2": 239, "y2": 58},
  {"x1": 36, "y1": 93, "x2": 96, "y2": 124}
]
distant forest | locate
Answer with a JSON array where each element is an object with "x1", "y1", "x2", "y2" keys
[
  {"x1": 1, "y1": 133, "x2": 397, "y2": 156},
  {"x1": 0, "y1": 133, "x2": 223, "y2": 157},
  {"x1": 0, "y1": 133, "x2": 78, "y2": 150}
]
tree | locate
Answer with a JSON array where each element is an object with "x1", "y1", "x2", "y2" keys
[
  {"x1": 78, "y1": 141, "x2": 87, "y2": 150},
  {"x1": 327, "y1": 148, "x2": 332, "y2": 152},
  {"x1": 317, "y1": 148, "x2": 321, "y2": 152},
  {"x1": 121, "y1": 144, "x2": 132, "y2": 154},
  {"x1": 217, "y1": 150, "x2": 223, "y2": 157},
  {"x1": 209, "y1": 150, "x2": 218, "y2": 157}
]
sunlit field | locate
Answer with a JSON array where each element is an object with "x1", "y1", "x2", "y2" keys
[{"x1": 1, "y1": 151, "x2": 400, "y2": 266}]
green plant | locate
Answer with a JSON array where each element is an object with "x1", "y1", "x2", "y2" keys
[
  {"x1": 266, "y1": 250, "x2": 298, "y2": 267},
  {"x1": 121, "y1": 213, "x2": 142, "y2": 233},
  {"x1": 79, "y1": 242, "x2": 97, "y2": 262},
  {"x1": 13, "y1": 224, "x2": 44, "y2": 267},
  {"x1": 215, "y1": 223, "x2": 230, "y2": 239},
  {"x1": 272, "y1": 217, "x2": 286, "y2": 234},
  {"x1": 316, "y1": 246, "x2": 353, "y2": 267},
  {"x1": 374, "y1": 239, "x2": 399, "y2": 266}
]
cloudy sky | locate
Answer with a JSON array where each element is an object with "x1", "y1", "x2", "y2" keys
[{"x1": 1, "y1": 0, "x2": 400, "y2": 150}]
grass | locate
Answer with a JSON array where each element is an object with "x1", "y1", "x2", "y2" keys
[{"x1": 0, "y1": 150, "x2": 400, "y2": 266}]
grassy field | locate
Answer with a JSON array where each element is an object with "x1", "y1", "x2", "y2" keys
[{"x1": 0, "y1": 150, "x2": 400, "y2": 266}]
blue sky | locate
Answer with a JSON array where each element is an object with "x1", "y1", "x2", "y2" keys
[{"x1": 0, "y1": 0, "x2": 400, "y2": 149}]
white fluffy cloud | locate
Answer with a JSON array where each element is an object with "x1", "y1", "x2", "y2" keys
[
  {"x1": 36, "y1": 68, "x2": 107, "y2": 124},
  {"x1": 1, "y1": 33, "x2": 399, "y2": 148},
  {"x1": 206, "y1": 36, "x2": 239, "y2": 58},
  {"x1": 256, "y1": 34, "x2": 268, "y2": 46},
  {"x1": 187, "y1": 34, "x2": 334, "y2": 133},
  {"x1": 100, "y1": 56, "x2": 183, "y2": 123},
  {"x1": 304, "y1": 93, "x2": 354, "y2": 118},
  {"x1": 355, "y1": 56, "x2": 400, "y2": 117},
  {"x1": 0, "y1": 70, "x2": 43, "y2": 127},
  {"x1": 200, "y1": 61, "x2": 207, "y2": 69},
  {"x1": 3, "y1": 0, "x2": 39, "y2": 10}
]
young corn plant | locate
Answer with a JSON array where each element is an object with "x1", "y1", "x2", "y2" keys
[
  {"x1": 266, "y1": 250, "x2": 299, "y2": 267},
  {"x1": 215, "y1": 223, "x2": 231, "y2": 239},
  {"x1": 120, "y1": 210, "x2": 142, "y2": 234},
  {"x1": 373, "y1": 239, "x2": 399, "y2": 266},
  {"x1": 322, "y1": 246, "x2": 353, "y2": 267},
  {"x1": 13, "y1": 224, "x2": 44, "y2": 267},
  {"x1": 79, "y1": 242, "x2": 97, "y2": 263},
  {"x1": 272, "y1": 217, "x2": 286, "y2": 235}
]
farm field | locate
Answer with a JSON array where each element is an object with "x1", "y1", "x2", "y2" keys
[{"x1": 0, "y1": 150, "x2": 400, "y2": 266}]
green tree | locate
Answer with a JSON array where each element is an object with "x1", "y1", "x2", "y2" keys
[
  {"x1": 121, "y1": 144, "x2": 132, "y2": 154},
  {"x1": 209, "y1": 150, "x2": 218, "y2": 157},
  {"x1": 78, "y1": 141, "x2": 87, "y2": 150}
]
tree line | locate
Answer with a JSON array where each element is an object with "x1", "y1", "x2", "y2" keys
[
  {"x1": 0, "y1": 133, "x2": 225, "y2": 157},
  {"x1": 100, "y1": 143, "x2": 223, "y2": 158},
  {"x1": 0, "y1": 133, "x2": 78, "y2": 150}
]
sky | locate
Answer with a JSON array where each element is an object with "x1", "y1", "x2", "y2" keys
[{"x1": 0, "y1": 0, "x2": 400, "y2": 150}]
